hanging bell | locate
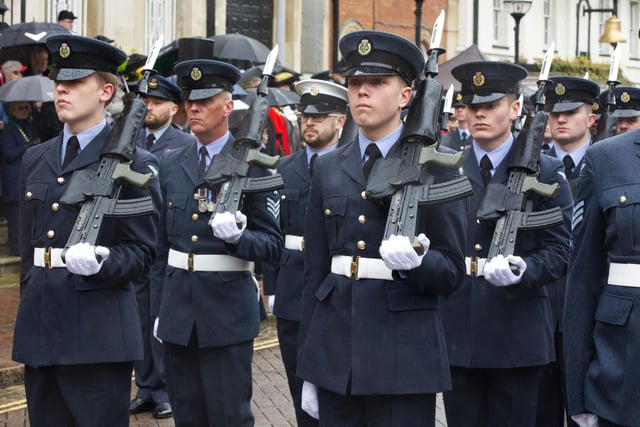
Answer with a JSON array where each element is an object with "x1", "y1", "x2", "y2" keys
[{"x1": 599, "y1": 15, "x2": 627, "y2": 45}]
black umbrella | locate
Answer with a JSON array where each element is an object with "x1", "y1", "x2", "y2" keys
[
  {"x1": 0, "y1": 21, "x2": 72, "y2": 48},
  {"x1": 244, "y1": 87, "x2": 300, "y2": 107},
  {"x1": 210, "y1": 33, "x2": 272, "y2": 64},
  {"x1": 0, "y1": 75, "x2": 54, "y2": 102}
]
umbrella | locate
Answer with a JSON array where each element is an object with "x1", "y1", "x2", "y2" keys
[
  {"x1": 0, "y1": 21, "x2": 72, "y2": 48},
  {"x1": 210, "y1": 33, "x2": 272, "y2": 64},
  {"x1": 243, "y1": 87, "x2": 300, "y2": 107},
  {"x1": 0, "y1": 75, "x2": 54, "y2": 102}
]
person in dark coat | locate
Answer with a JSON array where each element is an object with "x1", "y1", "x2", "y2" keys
[
  {"x1": 439, "y1": 61, "x2": 573, "y2": 427},
  {"x1": 612, "y1": 86, "x2": 640, "y2": 134},
  {"x1": 444, "y1": 90, "x2": 471, "y2": 151},
  {"x1": 0, "y1": 101, "x2": 34, "y2": 255},
  {"x1": 151, "y1": 59, "x2": 282, "y2": 426},
  {"x1": 564, "y1": 126, "x2": 640, "y2": 426},
  {"x1": 12, "y1": 34, "x2": 161, "y2": 427},
  {"x1": 262, "y1": 78, "x2": 348, "y2": 427},
  {"x1": 297, "y1": 30, "x2": 467, "y2": 426},
  {"x1": 129, "y1": 74, "x2": 195, "y2": 420},
  {"x1": 536, "y1": 75, "x2": 599, "y2": 427}
]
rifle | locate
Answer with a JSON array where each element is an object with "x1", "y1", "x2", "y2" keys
[
  {"x1": 476, "y1": 41, "x2": 564, "y2": 272},
  {"x1": 365, "y1": 10, "x2": 473, "y2": 254},
  {"x1": 59, "y1": 36, "x2": 165, "y2": 261},
  {"x1": 593, "y1": 44, "x2": 621, "y2": 142},
  {"x1": 205, "y1": 45, "x2": 284, "y2": 226},
  {"x1": 437, "y1": 84, "x2": 454, "y2": 149}
]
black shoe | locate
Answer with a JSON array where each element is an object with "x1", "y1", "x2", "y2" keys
[
  {"x1": 153, "y1": 402, "x2": 173, "y2": 419},
  {"x1": 129, "y1": 397, "x2": 155, "y2": 414}
]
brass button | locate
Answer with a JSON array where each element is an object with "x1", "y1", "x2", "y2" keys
[
  {"x1": 474, "y1": 243, "x2": 482, "y2": 252},
  {"x1": 47, "y1": 230, "x2": 55, "y2": 239},
  {"x1": 193, "y1": 193, "x2": 199, "y2": 200},
  {"x1": 192, "y1": 213, "x2": 199, "y2": 221},
  {"x1": 191, "y1": 235, "x2": 199, "y2": 243},
  {"x1": 324, "y1": 209, "x2": 331, "y2": 216},
  {"x1": 281, "y1": 194, "x2": 286, "y2": 200},
  {"x1": 358, "y1": 215, "x2": 366, "y2": 224},
  {"x1": 168, "y1": 201, "x2": 173, "y2": 208},
  {"x1": 57, "y1": 177, "x2": 65, "y2": 185},
  {"x1": 51, "y1": 203, "x2": 60, "y2": 212},
  {"x1": 25, "y1": 191, "x2": 33, "y2": 199},
  {"x1": 620, "y1": 195, "x2": 627, "y2": 204},
  {"x1": 361, "y1": 191, "x2": 367, "y2": 200},
  {"x1": 357, "y1": 240, "x2": 366, "y2": 250}
]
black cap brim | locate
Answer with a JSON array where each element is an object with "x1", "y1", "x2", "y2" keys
[
  {"x1": 547, "y1": 101, "x2": 584, "y2": 113},
  {"x1": 462, "y1": 92, "x2": 508, "y2": 105},
  {"x1": 184, "y1": 87, "x2": 225, "y2": 101},
  {"x1": 614, "y1": 109, "x2": 640, "y2": 118},
  {"x1": 49, "y1": 68, "x2": 96, "y2": 81}
]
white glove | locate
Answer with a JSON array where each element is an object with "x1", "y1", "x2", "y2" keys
[
  {"x1": 301, "y1": 381, "x2": 319, "y2": 420},
  {"x1": 211, "y1": 211, "x2": 247, "y2": 244},
  {"x1": 268, "y1": 295, "x2": 275, "y2": 313},
  {"x1": 65, "y1": 242, "x2": 110, "y2": 276},
  {"x1": 153, "y1": 317, "x2": 162, "y2": 343},
  {"x1": 483, "y1": 254, "x2": 527, "y2": 287},
  {"x1": 379, "y1": 234, "x2": 430, "y2": 271},
  {"x1": 571, "y1": 413, "x2": 598, "y2": 427}
]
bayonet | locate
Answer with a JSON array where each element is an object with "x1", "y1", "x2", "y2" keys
[
  {"x1": 608, "y1": 43, "x2": 621, "y2": 83},
  {"x1": 430, "y1": 10, "x2": 445, "y2": 51}
]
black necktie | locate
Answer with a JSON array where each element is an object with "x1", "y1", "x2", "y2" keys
[
  {"x1": 480, "y1": 154, "x2": 493, "y2": 186},
  {"x1": 542, "y1": 143, "x2": 550, "y2": 151},
  {"x1": 62, "y1": 136, "x2": 80, "y2": 169},
  {"x1": 461, "y1": 131, "x2": 468, "y2": 141},
  {"x1": 362, "y1": 143, "x2": 382, "y2": 180},
  {"x1": 309, "y1": 153, "x2": 318, "y2": 176},
  {"x1": 198, "y1": 146, "x2": 208, "y2": 178},
  {"x1": 146, "y1": 133, "x2": 156, "y2": 150},
  {"x1": 563, "y1": 155, "x2": 575, "y2": 177}
]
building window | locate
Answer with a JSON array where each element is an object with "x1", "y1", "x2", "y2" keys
[
  {"x1": 145, "y1": 0, "x2": 175, "y2": 54},
  {"x1": 631, "y1": 2, "x2": 639, "y2": 59},
  {"x1": 493, "y1": 0, "x2": 504, "y2": 44},
  {"x1": 543, "y1": 0, "x2": 552, "y2": 46}
]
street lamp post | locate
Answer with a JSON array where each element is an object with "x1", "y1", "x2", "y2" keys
[
  {"x1": 504, "y1": 0, "x2": 532, "y2": 64},
  {"x1": 415, "y1": 0, "x2": 425, "y2": 47}
]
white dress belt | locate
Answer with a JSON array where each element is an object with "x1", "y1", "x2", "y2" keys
[
  {"x1": 331, "y1": 255, "x2": 393, "y2": 281},
  {"x1": 608, "y1": 263, "x2": 640, "y2": 287},
  {"x1": 168, "y1": 248, "x2": 252, "y2": 272},
  {"x1": 465, "y1": 257, "x2": 487, "y2": 277},
  {"x1": 33, "y1": 247, "x2": 66, "y2": 268},
  {"x1": 284, "y1": 235, "x2": 304, "y2": 251}
]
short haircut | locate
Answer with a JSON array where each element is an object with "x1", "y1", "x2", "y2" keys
[{"x1": 2, "y1": 60, "x2": 22, "y2": 75}]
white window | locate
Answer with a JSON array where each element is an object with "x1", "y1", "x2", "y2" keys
[
  {"x1": 145, "y1": 0, "x2": 175, "y2": 54},
  {"x1": 543, "y1": 0, "x2": 552, "y2": 46},
  {"x1": 631, "y1": 2, "x2": 639, "y2": 59},
  {"x1": 493, "y1": 0, "x2": 504, "y2": 44}
]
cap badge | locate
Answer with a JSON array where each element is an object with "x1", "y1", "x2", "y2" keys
[
  {"x1": 555, "y1": 83, "x2": 566, "y2": 96},
  {"x1": 149, "y1": 77, "x2": 159, "y2": 89},
  {"x1": 472, "y1": 72, "x2": 485, "y2": 87},
  {"x1": 357, "y1": 38, "x2": 372, "y2": 56},
  {"x1": 310, "y1": 86, "x2": 319, "y2": 96},
  {"x1": 620, "y1": 91, "x2": 631, "y2": 104},
  {"x1": 59, "y1": 42, "x2": 71, "y2": 59},
  {"x1": 455, "y1": 93, "x2": 463, "y2": 102},
  {"x1": 190, "y1": 67, "x2": 202, "y2": 81},
  {"x1": 593, "y1": 102, "x2": 600, "y2": 111}
]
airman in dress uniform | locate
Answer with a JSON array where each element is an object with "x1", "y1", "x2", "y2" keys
[
  {"x1": 564, "y1": 122, "x2": 640, "y2": 427},
  {"x1": 439, "y1": 61, "x2": 573, "y2": 427},
  {"x1": 151, "y1": 59, "x2": 282, "y2": 426},
  {"x1": 297, "y1": 30, "x2": 467, "y2": 426},
  {"x1": 444, "y1": 90, "x2": 471, "y2": 151},
  {"x1": 536, "y1": 76, "x2": 599, "y2": 427},
  {"x1": 612, "y1": 86, "x2": 640, "y2": 134},
  {"x1": 129, "y1": 74, "x2": 195, "y2": 419},
  {"x1": 262, "y1": 78, "x2": 348, "y2": 427},
  {"x1": 12, "y1": 34, "x2": 162, "y2": 427}
]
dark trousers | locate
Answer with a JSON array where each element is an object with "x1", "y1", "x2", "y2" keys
[
  {"x1": 132, "y1": 279, "x2": 168, "y2": 404},
  {"x1": 0, "y1": 201, "x2": 19, "y2": 255},
  {"x1": 444, "y1": 366, "x2": 542, "y2": 427},
  {"x1": 317, "y1": 387, "x2": 436, "y2": 427},
  {"x1": 24, "y1": 362, "x2": 132, "y2": 427},
  {"x1": 536, "y1": 331, "x2": 577, "y2": 427},
  {"x1": 277, "y1": 318, "x2": 318, "y2": 427},
  {"x1": 163, "y1": 329, "x2": 254, "y2": 427}
]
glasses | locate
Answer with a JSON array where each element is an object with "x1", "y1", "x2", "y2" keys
[
  {"x1": 299, "y1": 113, "x2": 342, "y2": 123},
  {"x1": 10, "y1": 70, "x2": 22, "y2": 75}
]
